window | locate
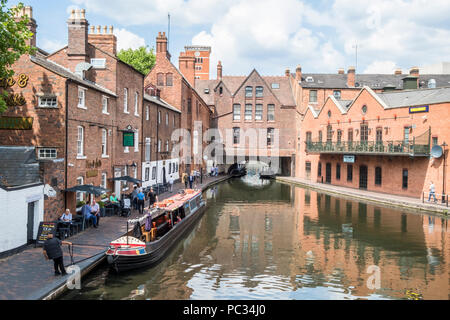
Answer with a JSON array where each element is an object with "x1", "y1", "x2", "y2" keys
[
  {"x1": 306, "y1": 131, "x2": 312, "y2": 143},
  {"x1": 305, "y1": 161, "x2": 311, "y2": 179},
  {"x1": 152, "y1": 167, "x2": 156, "y2": 180},
  {"x1": 78, "y1": 88, "x2": 86, "y2": 108},
  {"x1": 318, "y1": 131, "x2": 323, "y2": 143},
  {"x1": 166, "y1": 73, "x2": 173, "y2": 86},
  {"x1": 402, "y1": 169, "x2": 408, "y2": 189},
  {"x1": 376, "y1": 127, "x2": 383, "y2": 144},
  {"x1": 362, "y1": 105, "x2": 368, "y2": 114},
  {"x1": 38, "y1": 96, "x2": 57, "y2": 108},
  {"x1": 255, "y1": 104, "x2": 263, "y2": 120},
  {"x1": 102, "y1": 96, "x2": 108, "y2": 114},
  {"x1": 309, "y1": 90, "x2": 317, "y2": 103},
  {"x1": 187, "y1": 98, "x2": 192, "y2": 113},
  {"x1": 233, "y1": 127, "x2": 240, "y2": 144},
  {"x1": 123, "y1": 88, "x2": 128, "y2": 113},
  {"x1": 90, "y1": 58, "x2": 106, "y2": 69},
  {"x1": 318, "y1": 162, "x2": 322, "y2": 177},
  {"x1": 375, "y1": 167, "x2": 382, "y2": 185},
  {"x1": 38, "y1": 148, "x2": 57, "y2": 159},
  {"x1": 146, "y1": 105, "x2": 149, "y2": 121},
  {"x1": 134, "y1": 92, "x2": 139, "y2": 116},
  {"x1": 337, "y1": 130, "x2": 342, "y2": 144},
  {"x1": 166, "y1": 112, "x2": 169, "y2": 126},
  {"x1": 134, "y1": 130, "x2": 139, "y2": 152},
  {"x1": 77, "y1": 126, "x2": 84, "y2": 157},
  {"x1": 404, "y1": 127, "x2": 410, "y2": 144},
  {"x1": 326, "y1": 125, "x2": 333, "y2": 143},
  {"x1": 333, "y1": 90, "x2": 341, "y2": 100},
  {"x1": 158, "y1": 110, "x2": 161, "y2": 124},
  {"x1": 271, "y1": 83, "x2": 279, "y2": 89},
  {"x1": 145, "y1": 168, "x2": 150, "y2": 181},
  {"x1": 196, "y1": 101, "x2": 199, "y2": 116},
  {"x1": 101, "y1": 129, "x2": 107, "y2": 156},
  {"x1": 432, "y1": 137, "x2": 438, "y2": 146},
  {"x1": 165, "y1": 140, "x2": 169, "y2": 152},
  {"x1": 256, "y1": 86, "x2": 263, "y2": 97},
  {"x1": 348, "y1": 129, "x2": 353, "y2": 144},
  {"x1": 336, "y1": 163, "x2": 341, "y2": 180},
  {"x1": 158, "y1": 139, "x2": 161, "y2": 152},
  {"x1": 360, "y1": 124, "x2": 368, "y2": 142},
  {"x1": 122, "y1": 167, "x2": 128, "y2": 188},
  {"x1": 76, "y1": 177, "x2": 84, "y2": 203},
  {"x1": 245, "y1": 104, "x2": 252, "y2": 121},
  {"x1": 219, "y1": 87, "x2": 223, "y2": 95},
  {"x1": 173, "y1": 115, "x2": 176, "y2": 127},
  {"x1": 145, "y1": 138, "x2": 151, "y2": 162},
  {"x1": 267, "y1": 128, "x2": 275, "y2": 146},
  {"x1": 157, "y1": 73, "x2": 164, "y2": 86},
  {"x1": 245, "y1": 86, "x2": 253, "y2": 98},
  {"x1": 267, "y1": 104, "x2": 275, "y2": 121},
  {"x1": 169, "y1": 162, "x2": 172, "y2": 174},
  {"x1": 101, "y1": 173, "x2": 107, "y2": 189},
  {"x1": 347, "y1": 164, "x2": 353, "y2": 182},
  {"x1": 233, "y1": 104, "x2": 241, "y2": 121}
]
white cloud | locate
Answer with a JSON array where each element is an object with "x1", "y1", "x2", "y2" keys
[
  {"x1": 114, "y1": 28, "x2": 146, "y2": 51},
  {"x1": 40, "y1": 39, "x2": 65, "y2": 53},
  {"x1": 363, "y1": 61, "x2": 397, "y2": 74}
]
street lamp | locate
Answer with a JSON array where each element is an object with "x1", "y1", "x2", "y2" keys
[{"x1": 442, "y1": 142, "x2": 448, "y2": 204}]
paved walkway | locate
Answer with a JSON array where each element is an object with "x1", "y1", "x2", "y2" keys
[
  {"x1": 277, "y1": 176, "x2": 450, "y2": 216},
  {"x1": 0, "y1": 175, "x2": 229, "y2": 300}
]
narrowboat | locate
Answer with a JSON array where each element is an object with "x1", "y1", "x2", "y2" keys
[{"x1": 106, "y1": 189, "x2": 206, "y2": 273}]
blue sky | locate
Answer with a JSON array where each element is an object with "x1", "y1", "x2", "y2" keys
[{"x1": 8, "y1": 0, "x2": 450, "y2": 77}]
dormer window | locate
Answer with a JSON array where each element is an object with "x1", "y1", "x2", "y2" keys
[
  {"x1": 204, "y1": 88, "x2": 210, "y2": 94},
  {"x1": 90, "y1": 58, "x2": 106, "y2": 69},
  {"x1": 306, "y1": 76, "x2": 314, "y2": 83},
  {"x1": 271, "y1": 83, "x2": 280, "y2": 89},
  {"x1": 219, "y1": 87, "x2": 223, "y2": 95},
  {"x1": 245, "y1": 86, "x2": 253, "y2": 98}
]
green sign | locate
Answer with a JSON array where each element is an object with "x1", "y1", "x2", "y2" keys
[
  {"x1": 123, "y1": 131, "x2": 135, "y2": 147},
  {"x1": 0, "y1": 117, "x2": 33, "y2": 130}
]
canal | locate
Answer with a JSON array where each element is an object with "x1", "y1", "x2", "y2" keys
[{"x1": 61, "y1": 176, "x2": 449, "y2": 300}]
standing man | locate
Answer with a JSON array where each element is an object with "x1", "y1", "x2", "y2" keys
[
  {"x1": 148, "y1": 187, "x2": 159, "y2": 208},
  {"x1": 91, "y1": 199, "x2": 100, "y2": 227},
  {"x1": 43, "y1": 233, "x2": 71, "y2": 276},
  {"x1": 131, "y1": 186, "x2": 138, "y2": 210},
  {"x1": 189, "y1": 173, "x2": 194, "y2": 189},
  {"x1": 137, "y1": 188, "x2": 146, "y2": 214},
  {"x1": 183, "y1": 172, "x2": 188, "y2": 189},
  {"x1": 428, "y1": 181, "x2": 437, "y2": 203}
]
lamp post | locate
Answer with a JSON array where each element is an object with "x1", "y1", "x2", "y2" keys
[{"x1": 442, "y1": 142, "x2": 448, "y2": 204}]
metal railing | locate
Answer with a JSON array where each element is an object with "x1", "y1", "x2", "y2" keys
[
  {"x1": 422, "y1": 192, "x2": 449, "y2": 207},
  {"x1": 306, "y1": 140, "x2": 430, "y2": 157}
]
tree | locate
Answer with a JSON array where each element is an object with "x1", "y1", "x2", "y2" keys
[
  {"x1": 0, "y1": 1, "x2": 36, "y2": 114},
  {"x1": 117, "y1": 46, "x2": 156, "y2": 76}
]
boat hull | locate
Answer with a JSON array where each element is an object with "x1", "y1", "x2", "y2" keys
[{"x1": 106, "y1": 203, "x2": 206, "y2": 273}]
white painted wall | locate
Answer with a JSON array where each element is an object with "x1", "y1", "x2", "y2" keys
[
  {"x1": 142, "y1": 158, "x2": 180, "y2": 188},
  {"x1": 0, "y1": 185, "x2": 44, "y2": 253}
]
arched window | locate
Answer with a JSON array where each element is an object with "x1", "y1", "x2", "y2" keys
[
  {"x1": 166, "y1": 73, "x2": 173, "y2": 86},
  {"x1": 157, "y1": 73, "x2": 164, "y2": 86}
]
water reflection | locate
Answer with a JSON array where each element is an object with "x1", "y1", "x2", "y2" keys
[{"x1": 62, "y1": 179, "x2": 449, "y2": 300}]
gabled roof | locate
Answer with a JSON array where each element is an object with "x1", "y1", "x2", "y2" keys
[
  {"x1": 31, "y1": 55, "x2": 117, "y2": 97},
  {"x1": 378, "y1": 86, "x2": 450, "y2": 109},
  {"x1": 0, "y1": 146, "x2": 42, "y2": 189},
  {"x1": 144, "y1": 94, "x2": 181, "y2": 114}
]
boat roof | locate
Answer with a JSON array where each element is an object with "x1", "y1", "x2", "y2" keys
[{"x1": 154, "y1": 189, "x2": 202, "y2": 211}]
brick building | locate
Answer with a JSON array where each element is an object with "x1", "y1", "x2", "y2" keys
[
  {"x1": 195, "y1": 64, "x2": 298, "y2": 175},
  {"x1": 142, "y1": 85, "x2": 181, "y2": 188},
  {"x1": 299, "y1": 86, "x2": 450, "y2": 199},
  {"x1": 145, "y1": 32, "x2": 212, "y2": 175},
  {"x1": 182, "y1": 46, "x2": 212, "y2": 81}
]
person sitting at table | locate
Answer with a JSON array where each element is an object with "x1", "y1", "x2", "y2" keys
[
  {"x1": 91, "y1": 199, "x2": 100, "y2": 227},
  {"x1": 60, "y1": 209, "x2": 72, "y2": 223},
  {"x1": 109, "y1": 193, "x2": 120, "y2": 215},
  {"x1": 82, "y1": 203, "x2": 97, "y2": 229}
]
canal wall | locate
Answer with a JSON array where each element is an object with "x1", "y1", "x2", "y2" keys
[
  {"x1": 277, "y1": 176, "x2": 450, "y2": 217},
  {"x1": 41, "y1": 175, "x2": 231, "y2": 300}
]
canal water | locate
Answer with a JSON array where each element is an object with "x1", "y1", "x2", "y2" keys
[{"x1": 61, "y1": 176, "x2": 449, "y2": 300}]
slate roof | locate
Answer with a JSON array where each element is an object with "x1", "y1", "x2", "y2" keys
[
  {"x1": 144, "y1": 94, "x2": 181, "y2": 113},
  {"x1": 300, "y1": 73, "x2": 450, "y2": 90},
  {"x1": 377, "y1": 87, "x2": 450, "y2": 109},
  {"x1": 30, "y1": 55, "x2": 117, "y2": 97},
  {"x1": 0, "y1": 146, "x2": 42, "y2": 189}
]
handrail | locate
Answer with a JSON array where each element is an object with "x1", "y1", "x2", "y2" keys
[{"x1": 422, "y1": 191, "x2": 449, "y2": 207}]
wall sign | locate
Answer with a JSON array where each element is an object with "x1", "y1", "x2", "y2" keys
[
  {"x1": 409, "y1": 105, "x2": 429, "y2": 114},
  {"x1": 0, "y1": 117, "x2": 33, "y2": 130},
  {"x1": 1, "y1": 74, "x2": 29, "y2": 107},
  {"x1": 343, "y1": 155, "x2": 355, "y2": 163},
  {"x1": 123, "y1": 131, "x2": 135, "y2": 147}
]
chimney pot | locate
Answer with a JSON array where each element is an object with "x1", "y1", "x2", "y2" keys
[
  {"x1": 103, "y1": 26, "x2": 107, "y2": 34},
  {"x1": 109, "y1": 26, "x2": 114, "y2": 34},
  {"x1": 395, "y1": 68, "x2": 402, "y2": 75},
  {"x1": 338, "y1": 68, "x2": 345, "y2": 75},
  {"x1": 285, "y1": 69, "x2": 290, "y2": 77}
]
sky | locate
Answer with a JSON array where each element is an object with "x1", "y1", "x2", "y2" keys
[{"x1": 7, "y1": 0, "x2": 450, "y2": 78}]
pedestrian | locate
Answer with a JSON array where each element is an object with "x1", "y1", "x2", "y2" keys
[
  {"x1": 183, "y1": 173, "x2": 188, "y2": 189},
  {"x1": 428, "y1": 181, "x2": 437, "y2": 203},
  {"x1": 131, "y1": 186, "x2": 138, "y2": 210},
  {"x1": 189, "y1": 173, "x2": 194, "y2": 189},
  {"x1": 91, "y1": 199, "x2": 100, "y2": 227},
  {"x1": 43, "y1": 233, "x2": 71, "y2": 276},
  {"x1": 148, "y1": 187, "x2": 158, "y2": 208},
  {"x1": 169, "y1": 176, "x2": 174, "y2": 193},
  {"x1": 137, "y1": 189, "x2": 146, "y2": 214}
]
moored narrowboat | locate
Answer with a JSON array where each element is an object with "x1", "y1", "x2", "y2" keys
[{"x1": 106, "y1": 189, "x2": 206, "y2": 273}]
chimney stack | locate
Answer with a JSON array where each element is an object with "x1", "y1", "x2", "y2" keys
[
  {"x1": 13, "y1": 6, "x2": 37, "y2": 48},
  {"x1": 67, "y1": 9, "x2": 89, "y2": 70},
  {"x1": 338, "y1": 68, "x2": 345, "y2": 75},
  {"x1": 88, "y1": 24, "x2": 117, "y2": 56},
  {"x1": 347, "y1": 66, "x2": 356, "y2": 87},
  {"x1": 295, "y1": 65, "x2": 302, "y2": 81},
  {"x1": 285, "y1": 68, "x2": 290, "y2": 77},
  {"x1": 156, "y1": 32, "x2": 171, "y2": 61},
  {"x1": 179, "y1": 52, "x2": 196, "y2": 86},
  {"x1": 394, "y1": 68, "x2": 402, "y2": 75},
  {"x1": 217, "y1": 61, "x2": 223, "y2": 80},
  {"x1": 410, "y1": 66, "x2": 419, "y2": 77}
]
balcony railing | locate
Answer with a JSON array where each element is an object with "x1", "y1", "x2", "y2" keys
[{"x1": 306, "y1": 140, "x2": 430, "y2": 157}]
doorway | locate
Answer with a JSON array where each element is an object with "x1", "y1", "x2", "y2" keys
[
  {"x1": 359, "y1": 165, "x2": 368, "y2": 189},
  {"x1": 27, "y1": 202, "x2": 35, "y2": 244},
  {"x1": 162, "y1": 167, "x2": 167, "y2": 184},
  {"x1": 326, "y1": 163, "x2": 332, "y2": 184}
]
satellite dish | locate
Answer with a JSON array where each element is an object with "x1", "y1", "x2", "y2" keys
[{"x1": 431, "y1": 145, "x2": 443, "y2": 158}]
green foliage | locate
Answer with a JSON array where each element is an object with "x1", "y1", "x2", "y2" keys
[
  {"x1": 76, "y1": 201, "x2": 86, "y2": 208},
  {"x1": 0, "y1": 0, "x2": 36, "y2": 113},
  {"x1": 117, "y1": 46, "x2": 156, "y2": 76}
]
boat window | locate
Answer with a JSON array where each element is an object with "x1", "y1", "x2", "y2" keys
[
  {"x1": 196, "y1": 196, "x2": 202, "y2": 207},
  {"x1": 184, "y1": 203, "x2": 190, "y2": 216},
  {"x1": 190, "y1": 199, "x2": 198, "y2": 211}
]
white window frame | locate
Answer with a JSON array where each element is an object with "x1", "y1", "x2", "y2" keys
[
  {"x1": 101, "y1": 172, "x2": 107, "y2": 189},
  {"x1": 166, "y1": 112, "x2": 169, "y2": 126},
  {"x1": 158, "y1": 139, "x2": 161, "y2": 152},
  {"x1": 76, "y1": 176, "x2": 84, "y2": 202},
  {"x1": 101, "y1": 128, "x2": 108, "y2": 157},
  {"x1": 78, "y1": 87, "x2": 87, "y2": 109},
  {"x1": 124, "y1": 88, "x2": 129, "y2": 114},
  {"x1": 158, "y1": 110, "x2": 161, "y2": 124},
  {"x1": 146, "y1": 105, "x2": 149, "y2": 121},
  {"x1": 38, "y1": 148, "x2": 57, "y2": 159},
  {"x1": 134, "y1": 130, "x2": 139, "y2": 152},
  {"x1": 134, "y1": 92, "x2": 139, "y2": 117},
  {"x1": 145, "y1": 137, "x2": 151, "y2": 162},
  {"x1": 102, "y1": 96, "x2": 109, "y2": 115},
  {"x1": 90, "y1": 58, "x2": 106, "y2": 69},
  {"x1": 166, "y1": 140, "x2": 169, "y2": 152},
  {"x1": 38, "y1": 96, "x2": 58, "y2": 108},
  {"x1": 77, "y1": 126, "x2": 85, "y2": 158}
]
